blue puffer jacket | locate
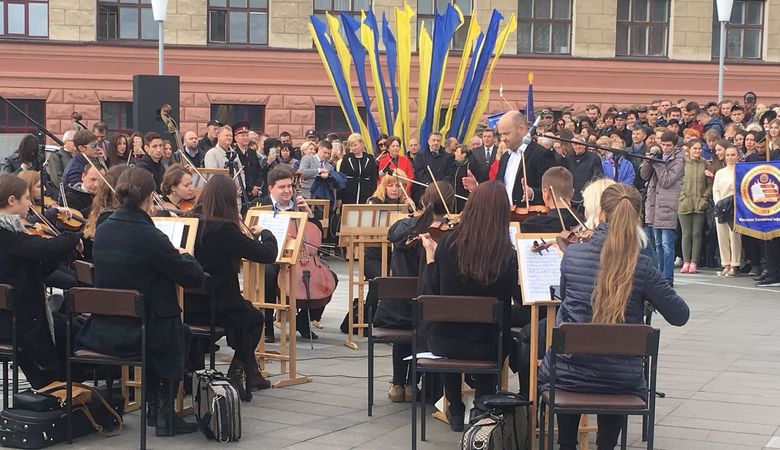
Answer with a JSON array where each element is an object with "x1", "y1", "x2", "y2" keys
[{"x1": 538, "y1": 224, "x2": 689, "y2": 398}]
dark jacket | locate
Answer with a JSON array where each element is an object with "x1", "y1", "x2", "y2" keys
[
  {"x1": 538, "y1": 225, "x2": 689, "y2": 397},
  {"x1": 196, "y1": 135, "x2": 217, "y2": 157},
  {"x1": 135, "y1": 154, "x2": 165, "y2": 191},
  {"x1": 520, "y1": 208, "x2": 582, "y2": 233},
  {"x1": 173, "y1": 146, "x2": 206, "y2": 169},
  {"x1": 339, "y1": 153, "x2": 377, "y2": 204},
  {"x1": 563, "y1": 151, "x2": 603, "y2": 204},
  {"x1": 453, "y1": 158, "x2": 485, "y2": 213},
  {"x1": 65, "y1": 183, "x2": 94, "y2": 217},
  {"x1": 187, "y1": 218, "x2": 276, "y2": 315},
  {"x1": 496, "y1": 141, "x2": 557, "y2": 207},
  {"x1": 62, "y1": 153, "x2": 89, "y2": 186},
  {"x1": 412, "y1": 147, "x2": 455, "y2": 201},
  {"x1": 422, "y1": 230, "x2": 517, "y2": 360},
  {"x1": 234, "y1": 145, "x2": 262, "y2": 196},
  {"x1": 0, "y1": 215, "x2": 80, "y2": 381},
  {"x1": 472, "y1": 145, "x2": 498, "y2": 170}
]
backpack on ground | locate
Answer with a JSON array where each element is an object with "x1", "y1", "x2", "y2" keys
[
  {"x1": 192, "y1": 369, "x2": 241, "y2": 443},
  {"x1": 460, "y1": 392, "x2": 530, "y2": 450}
]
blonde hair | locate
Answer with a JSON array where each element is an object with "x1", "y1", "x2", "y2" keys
[
  {"x1": 346, "y1": 133, "x2": 363, "y2": 151},
  {"x1": 591, "y1": 184, "x2": 642, "y2": 324},
  {"x1": 299, "y1": 141, "x2": 317, "y2": 156},
  {"x1": 370, "y1": 169, "x2": 408, "y2": 202},
  {"x1": 17, "y1": 170, "x2": 40, "y2": 195},
  {"x1": 582, "y1": 178, "x2": 616, "y2": 230},
  {"x1": 496, "y1": 142, "x2": 508, "y2": 160}
]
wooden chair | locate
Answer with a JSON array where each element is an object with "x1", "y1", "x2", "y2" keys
[
  {"x1": 366, "y1": 277, "x2": 417, "y2": 417},
  {"x1": 539, "y1": 323, "x2": 660, "y2": 450},
  {"x1": 410, "y1": 295, "x2": 505, "y2": 450},
  {"x1": 183, "y1": 274, "x2": 225, "y2": 370},
  {"x1": 73, "y1": 261, "x2": 95, "y2": 287},
  {"x1": 0, "y1": 284, "x2": 18, "y2": 410},
  {"x1": 65, "y1": 288, "x2": 147, "y2": 449}
]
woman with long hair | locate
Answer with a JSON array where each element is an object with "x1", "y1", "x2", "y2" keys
[
  {"x1": 678, "y1": 139, "x2": 712, "y2": 274},
  {"x1": 76, "y1": 167, "x2": 204, "y2": 436},
  {"x1": 3, "y1": 134, "x2": 41, "y2": 174},
  {"x1": 367, "y1": 169, "x2": 414, "y2": 210},
  {"x1": 82, "y1": 164, "x2": 130, "y2": 259},
  {"x1": 419, "y1": 181, "x2": 518, "y2": 431},
  {"x1": 106, "y1": 133, "x2": 130, "y2": 167},
  {"x1": 538, "y1": 183, "x2": 689, "y2": 450},
  {"x1": 186, "y1": 174, "x2": 277, "y2": 401}
]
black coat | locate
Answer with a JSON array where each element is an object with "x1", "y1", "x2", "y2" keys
[
  {"x1": 197, "y1": 136, "x2": 217, "y2": 156},
  {"x1": 496, "y1": 141, "x2": 557, "y2": 207},
  {"x1": 0, "y1": 216, "x2": 80, "y2": 382},
  {"x1": 472, "y1": 145, "x2": 498, "y2": 169},
  {"x1": 421, "y1": 230, "x2": 517, "y2": 360},
  {"x1": 339, "y1": 153, "x2": 377, "y2": 204},
  {"x1": 520, "y1": 208, "x2": 582, "y2": 233},
  {"x1": 563, "y1": 151, "x2": 603, "y2": 204},
  {"x1": 135, "y1": 155, "x2": 165, "y2": 191},
  {"x1": 65, "y1": 184, "x2": 94, "y2": 217},
  {"x1": 538, "y1": 225, "x2": 689, "y2": 397},
  {"x1": 76, "y1": 208, "x2": 204, "y2": 378},
  {"x1": 234, "y1": 145, "x2": 263, "y2": 195},
  {"x1": 453, "y1": 158, "x2": 486, "y2": 213},
  {"x1": 412, "y1": 147, "x2": 454, "y2": 201},
  {"x1": 173, "y1": 147, "x2": 206, "y2": 169}
]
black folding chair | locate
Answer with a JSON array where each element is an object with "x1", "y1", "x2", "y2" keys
[
  {"x1": 73, "y1": 261, "x2": 95, "y2": 287},
  {"x1": 65, "y1": 288, "x2": 147, "y2": 449},
  {"x1": 183, "y1": 274, "x2": 225, "y2": 370},
  {"x1": 410, "y1": 295, "x2": 504, "y2": 450},
  {"x1": 0, "y1": 284, "x2": 18, "y2": 410},
  {"x1": 539, "y1": 323, "x2": 660, "y2": 450},
  {"x1": 367, "y1": 276, "x2": 417, "y2": 416}
]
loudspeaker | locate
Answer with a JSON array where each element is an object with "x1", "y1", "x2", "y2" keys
[{"x1": 132, "y1": 75, "x2": 180, "y2": 136}]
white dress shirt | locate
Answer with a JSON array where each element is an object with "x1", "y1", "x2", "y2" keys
[{"x1": 504, "y1": 148, "x2": 522, "y2": 202}]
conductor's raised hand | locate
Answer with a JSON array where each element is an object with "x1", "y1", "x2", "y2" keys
[{"x1": 462, "y1": 170, "x2": 478, "y2": 192}]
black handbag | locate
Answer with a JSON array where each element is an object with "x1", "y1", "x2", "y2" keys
[
  {"x1": 11, "y1": 391, "x2": 60, "y2": 413},
  {"x1": 714, "y1": 195, "x2": 734, "y2": 226}
]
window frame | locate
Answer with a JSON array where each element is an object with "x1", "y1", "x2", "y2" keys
[
  {"x1": 0, "y1": 0, "x2": 49, "y2": 38},
  {"x1": 314, "y1": 105, "x2": 369, "y2": 139},
  {"x1": 517, "y1": 0, "x2": 572, "y2": 55},
  {"x1": 209, "y1": 103, "x2": 266, "y2": 132},
  {"x1": 615, "y1": 0, "x2": 670, "y2": 58},
  {"x1": 207, "y1": 0, "x2": 269, "y2": 46},
  {"x1": 0, "y1": 99, "x2": 45, "y2": 133},
  {"x1": 416, "y1": 0, "x2": 472, "y2": 52},
  {"x1": 96, "y1": 0, "x2": 158, "y2": 42},
  {"x1": 100, "y1": 101, "x2": 134, "y2": 137},
  {"x1": 711, "y1": 0, "x2": 764, "y2": 60}
]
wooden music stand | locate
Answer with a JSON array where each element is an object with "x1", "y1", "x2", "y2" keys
[
  {"x1": 338, "y1": 204, "x2": 409, "y2": 350},
  {"x1": 251, "y1": 199, "x2": 331, "y2": 239},
  {"x1": 513, "y1": 228, "x2": 594, "y2": 449},
  {"x1": 243, "y1": 209, "x2": 311, "y2": 388},
  {"x1": 198, "y1": 167, "x2": 229, "y2": 181}
]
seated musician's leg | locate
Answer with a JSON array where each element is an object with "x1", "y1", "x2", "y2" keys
[
  {"x1": 442, "y1": 373, "x2": 465, "y2": 432},
  {"x1": 389, "y1": 342, "x2": 411, "y2": 403},
  {"x1": 264, "y1": 264, "x2": 280, "y2": 343},
  {"x1": 556, "y1": 413, "x2": 582, "y2": 450},
  {"x1": 241, "y1": 302, "x2": 270, "y2": 391},
  {"x1": 595, "y1": 414, "x2": 623, "y2": 450}
]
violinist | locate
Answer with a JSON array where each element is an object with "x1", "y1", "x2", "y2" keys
[
  {"x1": 62, "y1": 129, "x2": 101, "y2": 185},
  {"x1": 159, "y1": 164, "x2": 196, "y2": 213},
  {"x1": 75, "y1": 167, "x2": 204, "y2": 436},
  {"x1": 185, "y1": 174, "x2": 277, "y2": 401},
  {"x1": 418, "y1": 181, "x2": 518, "y2": 430},
  {"x1": 83, "y1": 165, "x2": 131, "y2": 261},
  {"x1": 65, "y1": 165, "x2": 104, "y2": 216},
  {"x1": 16, "y1": 170, "x2": 72, "y2": 228},
  {"x1": 135, "y1": 132, "x2": 166, "y2": 192},
  {"x1": 258, "y1": 165, "x2": 320, "y2": 342},
  {"x1": 520, "y1": 167, "x2": 582, "y2": 233},
  {"x1": 537, "y1": 184, "x2": 689, "y2": 450},
  {"x1": 0, "y1": 173, "x2": 83, "y2": 388}
]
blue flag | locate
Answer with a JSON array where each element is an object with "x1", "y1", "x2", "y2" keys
[{"x1": 734, "y1": 161, "x2": 780, "y2": 240}]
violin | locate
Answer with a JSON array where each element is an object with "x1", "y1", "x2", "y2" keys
[
  {"x1": 22, "y1": 220, "x2": 57, "y2": 238},
  {"x1": 38, "y1": 196, "x2": 86, "y2": 231},
  {"x1": 555, "y1": 225, "x2": 594, "y2": 252},
  {"x1": 509, "y1": 204, "x2": 548, "y2": 223}
]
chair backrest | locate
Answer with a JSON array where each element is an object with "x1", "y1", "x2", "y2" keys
[
  {"x1": 552, "y1": 323, "x2": 659, "y2": 358},
  {"x1": 415, "y1": 295, "x2": 500, "y2": 325},
  {"x1": 375, "y1": 277, "x2": 417, "y2": 302},
  {"x1": 73, "y1": 261, "x2": 95, "y2": 287},
  {"x1": 0, "y1": 284, "x2": 13, "y2": 311},
  {"x1": 67, "y1": 287, "x2": 143, "y2": 318}
]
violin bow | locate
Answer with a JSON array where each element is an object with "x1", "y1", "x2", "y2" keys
[
  {"x1": 548, "y1": 186, "x2": 567, "y2": 232},
  {"x1": 398, "y1": 177, "x2": 417, "y2": 212},
  {"x1": 559, "y1": 195, "x2": 588, "y2": 230},
  {"x1": 384, "y1": 167, "x2": 469, "y2": 201},
  {"x1": 28, "y1": 206, "x2": 60, "y2": 236},
  {"x1": 79, "y1": 148, "x2": 115, "y2": 194},
  {"x1": 426, "y1": 165, "x2": 453, "y2": 221}
]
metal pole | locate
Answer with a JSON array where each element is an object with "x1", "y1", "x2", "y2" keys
[
  {"x1": 717, "y1": 20, "x2": 726, "y2": 102},
  {"x1": 158, "y1": 21, "x2": 164, "y2": 75}
]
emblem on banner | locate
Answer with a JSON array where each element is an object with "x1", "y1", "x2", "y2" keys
[{"x1": 740, "y1": 164, "x2": 780, "y2": 217}]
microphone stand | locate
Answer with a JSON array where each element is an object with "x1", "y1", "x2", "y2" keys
[{"x1": 542, "y1": 133, "x2": 667, "y2": 164}]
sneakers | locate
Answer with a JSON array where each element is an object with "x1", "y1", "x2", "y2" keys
[
  {"x1": 388, "y1": 384, "x2": 404, "y2": 402},
  {"x1": 754, "y1": 271, "x2": 769, "y2": 282},
  {"x1": 680, "y1": 262, "x2": 690, "y2": 273},
  {"x1": 688, "y1": 263, "x2": 698, "y2": 274},
  {"x1": 445, "y1": 408, "x2": 465, "y2": 432},
  {"x1": 756, "y1": 274, "x2": 780, "y2": 287}
]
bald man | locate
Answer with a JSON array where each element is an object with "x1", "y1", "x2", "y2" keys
[
  {"x1": 174, "y1": 130, "x2": 206, "y2": 169},
  {"x1": 464, "y1": 111, "x2": 556, "y2": 206}
]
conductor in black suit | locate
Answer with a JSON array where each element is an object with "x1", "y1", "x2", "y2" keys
[
  {"x1": 472, "y1": 128, "x2": 499, "y2": 170},
  {"x1": 463, "y1": 111, "x2": 556, "y2": 206}
]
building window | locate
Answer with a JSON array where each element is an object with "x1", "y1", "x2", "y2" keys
[
  {"x1": 711, "y1": 0, "x2": 763, "y2": 59},
  {"x1": 0, "y1": 99, "x2": 45, "y2": 133},
  {"x1": 208, "y1": 0, "x2": 268, "y2": 45},
  {"x1": 101, "y1": 102, "x2": 134, "y2": 136},
  {"x1": 616, "y1": 0, "x2": 669, "y2": 57},
  {"x1": 518, "y1": 0, "x2": 571, "y2": 54},
  {"x1": 417, "y1": 0, "x2": 472, "y2": 51},
  {"x1": 313, "y1": 0, "x2": 370, "y2": 24},
  {"x1": 315, "y1": 105, "x2": 368, "y2": 139},
  {"x1": 0, "y1": 0, "x2": 48, "y2": 37},
  {"x1": 97, "y1": 0, "x2": 158, "y2": 41},
  {"x1": 210, "y1": 104, "x2": 265, "y2": 131}
]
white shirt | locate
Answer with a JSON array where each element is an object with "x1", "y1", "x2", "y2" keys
[{"x1": 504, "y1": 148, "x2": 522, "y2": 202}]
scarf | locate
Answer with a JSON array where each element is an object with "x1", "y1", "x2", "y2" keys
[{"x1": 0, "y1": 214, "x2": 27, "y2": 233}]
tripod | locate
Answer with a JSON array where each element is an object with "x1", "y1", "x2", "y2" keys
[{"x1": 224, "y1": 149, "x2": 250, "y2": 216}]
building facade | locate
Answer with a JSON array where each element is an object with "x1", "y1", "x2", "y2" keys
[{"x1": 1, "y1": 0, "x2": 779, "y2": 150}]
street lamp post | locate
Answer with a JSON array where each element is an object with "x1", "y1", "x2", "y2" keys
[
  {"x1": 716, "y1": 0, "x2": 734, "y2": 102},
  {"x1": 151, "y1": 0, "x2": 169, "y2": 75}
]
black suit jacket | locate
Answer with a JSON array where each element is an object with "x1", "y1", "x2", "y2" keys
[
  {"x1": 495, "y1": 141, "x2": 556, "y2": 207},
  {"x1": 472, "y1": 145, "x2": 497, "y2": 170}
]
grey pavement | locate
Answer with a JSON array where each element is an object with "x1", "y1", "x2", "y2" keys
[{"x1": 4, "y1": 260, "x2": 780, "y2": 449}]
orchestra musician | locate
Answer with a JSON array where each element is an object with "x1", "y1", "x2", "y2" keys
[
  {"x1": 75, "y1": 167, "x2": 204, "y2": 436},
  {"x1": 82, "y1": 164, "x2": 131, "y2": 261},
  {"x1": 418, "y1": 181, "x2": 518, "y2": 431},
  {"x1": 520, "y1": 167, "x2": 582, "y2": 233},
  {"x1": 0, "y1": 173, "x2": 83, "y2": 388},
  {"x1": 258, "y1": 165, "x2": 321, "y2": 342},
  {"x1": 185, "y1": 174, "x2": 277, "y2": 402},
  {"x1": 537, "y1": 183, "x2": 689, "y2": 450},
  {"x1": 160, "y1": 164, "x2": 197, "y2": 213},
  {"x1": 65, "y1": 165, "x2": 104, "y2": 217}
]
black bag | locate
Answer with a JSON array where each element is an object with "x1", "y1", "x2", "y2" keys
[
  {"x1": 460, "y1": 392, "x2": 530, "y2": 450},
  {"x1": 192, "y1": 369, "x2": 241, "y2": 443},
  {"x1": 714, "y1": 195, "x2": 734, "y2": 227},
  {"x1": 10, "y1": 391, "x2": 60, "y2": 413},
  {"x1": 0, "y1": 390, "x2": 124, "y2": 449}
]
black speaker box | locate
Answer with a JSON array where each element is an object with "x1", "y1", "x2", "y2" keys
[{"x1": 132, "y1": 75, "x2": 180, "y2": 136}]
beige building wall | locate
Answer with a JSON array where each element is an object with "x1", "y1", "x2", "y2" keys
[
  {"x1": 669, "y1": 0, "x2": 713, "y2": 61},
  {"x1": 571, "y1": 0, "x2": 617, "y2": 58},
  {"x1": 166, "y1": 0, "x2": 208, "y2": 45},
  {"x1": 49, "y1": 0, "x2": 96, "y2": 41},
  {"x1": 765, "y1": 0, "x2": 780, "y2": 62},
  {"x1": 269, "y1": 0, "x2": 314, "y2": 48}
]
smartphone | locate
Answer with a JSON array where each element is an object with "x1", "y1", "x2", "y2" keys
[{"x1": 269, "y1": 147, "x2": 277, "y2": 157}]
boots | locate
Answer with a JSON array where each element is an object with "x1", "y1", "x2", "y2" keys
[
  {"x1": 146, "y1": 399, "x2": 157, "y2": 427},
  {"x1": 227, "y1": 358, "x2": 252, "y2": 402},
  {"x1": 156, "y1": 380, "x2": 199, "y2": 436},
  {"x1": 245, "y1": 358, "x2": 271, "y2": 391}
]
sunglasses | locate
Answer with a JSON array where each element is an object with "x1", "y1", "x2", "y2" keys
[{"x1": 379, "y1": 141, "x2": 387, "y2": 147}]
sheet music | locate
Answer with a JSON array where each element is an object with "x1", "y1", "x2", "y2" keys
[
  {"x1": 257, "y1": 214, "x2": 290, "y2": 261},
  {"x1": 155, "y1": 221, "x2": 184, "y2": 248},
  {"x1": 517, "y1": 237, "x2": 562, "y2": 304}
]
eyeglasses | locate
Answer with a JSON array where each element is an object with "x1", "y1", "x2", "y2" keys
[
  {"x1": 90, "y1": 143, "x2": 100, "y2": 149},
  {"x1": 379, "y1": 141, "x2": 387, "y2": 147}
]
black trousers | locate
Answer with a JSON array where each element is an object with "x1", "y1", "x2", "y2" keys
[
  {"x1": 391, "y1": 343, "x2": 412, "y2": 386},
  {"x1": 766, "y1": 237, "x2": 780, "y2": 274},
  {"x1": 557, "y1": 413, "x2": 623, "y2": 450},
  {"x1": 185, "y1": 299, "x2": 262, "y2": 365}
]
